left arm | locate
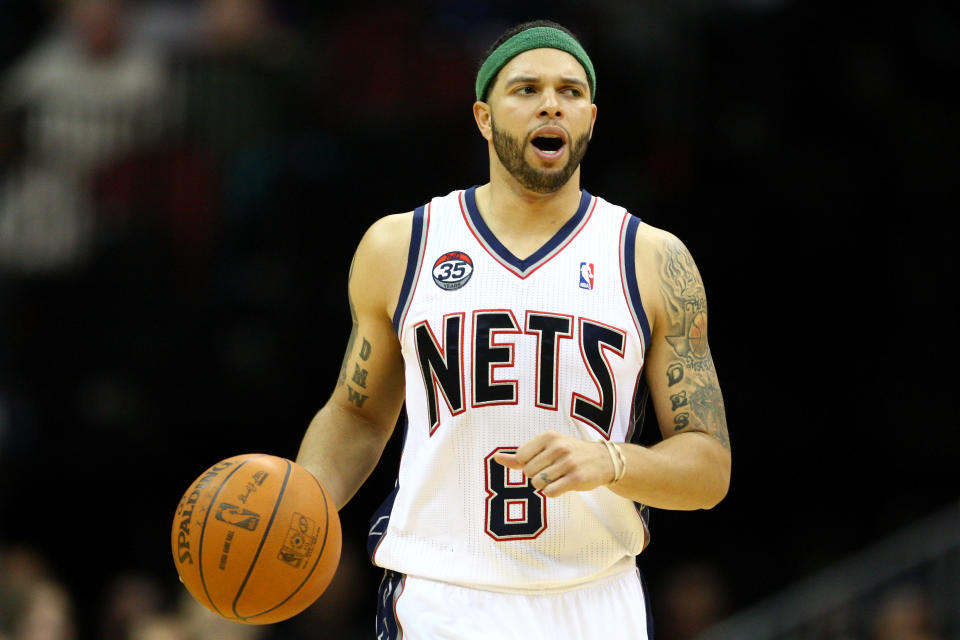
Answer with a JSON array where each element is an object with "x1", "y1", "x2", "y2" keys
[
  {"x1": 606, "y1": 228, "x2": 730, "y2": 509},
  {"x1": 496, "y1": 226, "x2": 730, "y2": 510}
]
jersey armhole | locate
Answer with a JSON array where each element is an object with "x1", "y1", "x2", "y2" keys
[
  {"x1": 392, "y1": 204, "x2": 429, "y2": 337},
  {"x1": 619, "y1": 213, "x2": 652, "y2": 351}
]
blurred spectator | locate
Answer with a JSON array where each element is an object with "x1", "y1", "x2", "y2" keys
[
  {"x1": 99, "y1": 573, "x2": 166, "y2": 640},
  {"x1": 869, "y1": 584, "x2": 940, "y2": 640},
  {"x1": 11, "y1": 582, "x2": 75, "y2": 640},
  {"x1": 0, "y1": 0, "x2": 169, "y2": 274},
  {"x1": 654, "y1": 561, "x2": 729, "y2": 640},
  {"x1": 175, "y1": 591, "x2": 264, "y2": 640},
  {"x1": 170, "y1": 0, "x2": 312, "y2": 159},
  {"x1": 127, "y1": 615, "x2": 184, "y2": 640},
  {"x1": 0, "y1": 546, "x2": 76, "y2": 640}
]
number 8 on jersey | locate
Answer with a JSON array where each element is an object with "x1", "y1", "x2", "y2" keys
[{"x1": 484, "y1": 447, "x2": 547, "y2": 541}]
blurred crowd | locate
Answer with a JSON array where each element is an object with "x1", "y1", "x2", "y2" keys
[
  {"x1": 1, "y1": 541, "x2": 947, "y2": 640},
  {"x1": 1, "y1": 0, "x2": 957, "y2": 639},
  {"x1": 0, "y1": 539, "x2": 371, "y2": 640}
]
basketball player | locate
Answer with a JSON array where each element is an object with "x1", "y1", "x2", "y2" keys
[{"x1": 297, "y1": 20, "x2": 731, "y2": 639}]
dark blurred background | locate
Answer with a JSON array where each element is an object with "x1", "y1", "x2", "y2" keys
[{"x1": 0, "y1": 1, "x2": 957, "y2": 639}]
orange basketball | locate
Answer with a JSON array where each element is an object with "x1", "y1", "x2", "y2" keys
[{"x1": 171, "y1": 454, "x2": 341, "y2": 624}]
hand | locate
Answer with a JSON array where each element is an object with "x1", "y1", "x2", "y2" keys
[{"x1": 493, "y1": 430, "x2": 615, "y2": 498}]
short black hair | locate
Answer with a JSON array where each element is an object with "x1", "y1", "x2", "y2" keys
[{"x1": 478, "y1": 20, "x2": 584, "y2": 101}]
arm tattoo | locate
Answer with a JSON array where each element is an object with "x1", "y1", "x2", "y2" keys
[
  {"x1": 658, "y1": 240, "x2": 712, "y2": 372},
  {"x1": 665, "y1": 360, "x2": 730, "y2": 449},
  {"x1": 688, "y1": 377, "x2": 729, "y2": 448},
  {"x1": 337, "y1": 253, "x2": 372, "y2": 408},
  {"x1": 657, "y1": 239, "x2": 730, "y2": 449}
]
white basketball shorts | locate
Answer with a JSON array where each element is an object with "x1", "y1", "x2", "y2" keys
[{"x1": 375, "y1": 566, "x2": 653, "y2": 639}]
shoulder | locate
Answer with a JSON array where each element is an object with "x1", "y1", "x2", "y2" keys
[
  {"x1": 633, "y1": 219, "x2": 681, "y2": 253},
  {"x1": 361, "y1": 212, "x2": 415, "y2": 255},
  {"x1": 631, "y1": 220, "x2": 701, "y2": 276},
  {"x1": 355, "y1": 211, "x2": 418, "y2": 271},
  {"x1": 629, "y1": 220, "x2": 706, "y2": 329},
  {"x1": 352, "y1": 212, "x2": 415, "y2": 315}
]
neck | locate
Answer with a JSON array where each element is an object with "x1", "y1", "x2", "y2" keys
[{"x1": 474, "y1": 159, "x2": 583, "y2": 246}]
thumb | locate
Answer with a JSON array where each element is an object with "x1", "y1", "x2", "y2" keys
[{"x1": 493, "y1": 451, "x2": 523, "y2": 469}]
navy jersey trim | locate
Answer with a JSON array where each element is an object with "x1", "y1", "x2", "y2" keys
[
  {"x1": 368, "y1": 416, "x2": 409, "y2": 562},
  {"x1": 461, "y1": 185, "x2": 594, "y2": 278},
  {"x1": 376, "y1": 569, "x2": 406, "y2": 640},
  {"x1": 393, "y1": 205, "x2": 428, "y2": 335},
  {"x1": 628, "y1": 372, "x2": 652, "y2": 542},
  {"x1": 368, "y1": 480, "x2": 399, "y2": 561},
  {"x1": 620, "y1": 214, "x2": 652, "y2": 350}
]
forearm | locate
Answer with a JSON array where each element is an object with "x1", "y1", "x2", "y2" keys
[
  {"x1": 607, "y1": 432, "x2": 731, "y2": 510},
  {"x1": 296, "y1": 401, "x2": 394, "y2": 510}
]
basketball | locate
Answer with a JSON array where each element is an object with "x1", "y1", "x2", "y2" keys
[{"x1": 171, "y1": 454, "x2": 341, "y2": 624}]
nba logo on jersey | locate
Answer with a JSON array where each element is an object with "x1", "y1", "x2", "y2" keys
[{"x1": 579, "y1": 262, "x2": 594, "y2": 290}]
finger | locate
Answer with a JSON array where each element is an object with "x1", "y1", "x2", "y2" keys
[
  {"x1": 522, "y1": 448, "x2": 560, "y2": 482},
  {"x1": 542, "y1": 473, "x2": 575, "y2": 498},
  {"x1": 540, "y1": 457, "x2": 582, "y2": 496},
  {"x1": 511, "y1": 431, "x2": 555, "y2": 467},
  {"x1": 530, "y1": 458, "x2": 573, "y2": 491},
  {"x1": 493, "y1": 451, "x2": 523, "y2": 469}
]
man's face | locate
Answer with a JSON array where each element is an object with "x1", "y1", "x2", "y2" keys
[{"x1": 485, "y1": 48, "x2": 597, "y2": 194}]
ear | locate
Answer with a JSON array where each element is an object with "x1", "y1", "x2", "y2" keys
[
  {"x1": 588, "y1": 103, "x2": 598, "y2": 140},
  {"x1": 473, "y1": 101, "x2": 493, "y2": 142}
]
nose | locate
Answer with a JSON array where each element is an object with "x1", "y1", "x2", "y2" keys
[{"x1": 538, "y1": 89, "x2": 563, "y2": 119}]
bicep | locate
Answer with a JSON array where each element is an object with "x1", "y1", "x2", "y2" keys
[
  {"x1": 642, "y1": 234, "x2": 730, "y2": 450},
  {"x1": 328, "y1": 215, "x2": 412, "y2": 431},
  {"x1": 329, "y1": 298, "x2": 405, "y2": 430}
]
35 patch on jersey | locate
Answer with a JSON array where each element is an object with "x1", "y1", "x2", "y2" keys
[{"x1": 432, "y1": 251, "x2": 474, "y2": 290}]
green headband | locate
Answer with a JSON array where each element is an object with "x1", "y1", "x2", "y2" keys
[{"x1": 475, "y1": 26, "x2": 596, "y2": 103}]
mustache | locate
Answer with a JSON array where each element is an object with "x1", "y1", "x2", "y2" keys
[{"x1": 525, "y1": 123, "x2": 570, "y2": 143}]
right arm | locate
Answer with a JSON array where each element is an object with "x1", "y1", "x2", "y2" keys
[{"x1": 296, "y1": 213, "x2": 412, "y2": 509}]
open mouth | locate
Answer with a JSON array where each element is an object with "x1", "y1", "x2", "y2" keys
[
  {"x1": 529, "y1": 131, "x2": 568, "y2": 161},
  {"x1": 532, "y1": 135, "x2": 565, "y2": 152}
]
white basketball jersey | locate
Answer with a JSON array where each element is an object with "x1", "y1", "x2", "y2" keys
[{"x1": 368, "y1": 186, "x2": 653, "y2": 592}]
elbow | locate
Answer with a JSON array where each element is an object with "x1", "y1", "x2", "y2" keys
[
  {"x1": 700, "y1": 478, "x2": 729, "y2": 510},
  {"x1": 700, "y1": 456, "x2": 731, "y2": 510}
]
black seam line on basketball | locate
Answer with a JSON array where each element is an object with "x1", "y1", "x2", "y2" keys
[
  {"x1": 247, "y1": 470, "x2": 332, "y2": 621},
  {"x1": 232, "y1": 457, "x2": 292, "y2": 621},
  {"x1": 197, "y1": 455, "x2": 264, "y2": 618}
]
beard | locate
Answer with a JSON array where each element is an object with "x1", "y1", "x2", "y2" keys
[{"x1": 491, "y1": 118, "x2": 590, "y2": 194}]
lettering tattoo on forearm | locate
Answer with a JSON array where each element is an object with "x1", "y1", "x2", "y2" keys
[
  {"x1": 657, "y1": 238, "x2": 730, "y2": 449},
  {"x1": 342, "y1": 335, "x2": 371, "y2": 407},
  {"x1": 665, "y1": 361, "x2": 728, "y2": 447},
  {"x1": 670, "y1": 391, "x2": 688, "y2": 411},
  {"x1": 352, "y1": 363, "x2": 368, "y2": 388},
  {"x1": 666, "y1": 362, "x2": 684, "y2": 386},
  {"x1": 342, "y1": 333, "x2": 371, "y2": 407},
  {"x1": 347, "y1": 386, "x2": 369, "y2": 407}
]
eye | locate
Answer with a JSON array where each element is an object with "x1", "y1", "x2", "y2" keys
[
  {"x1": 514, "y1": 85, "x2": 536, "y2": 95},
  {"x1": 562, "y1": 87, "x2": 584, "y2": 97}
]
